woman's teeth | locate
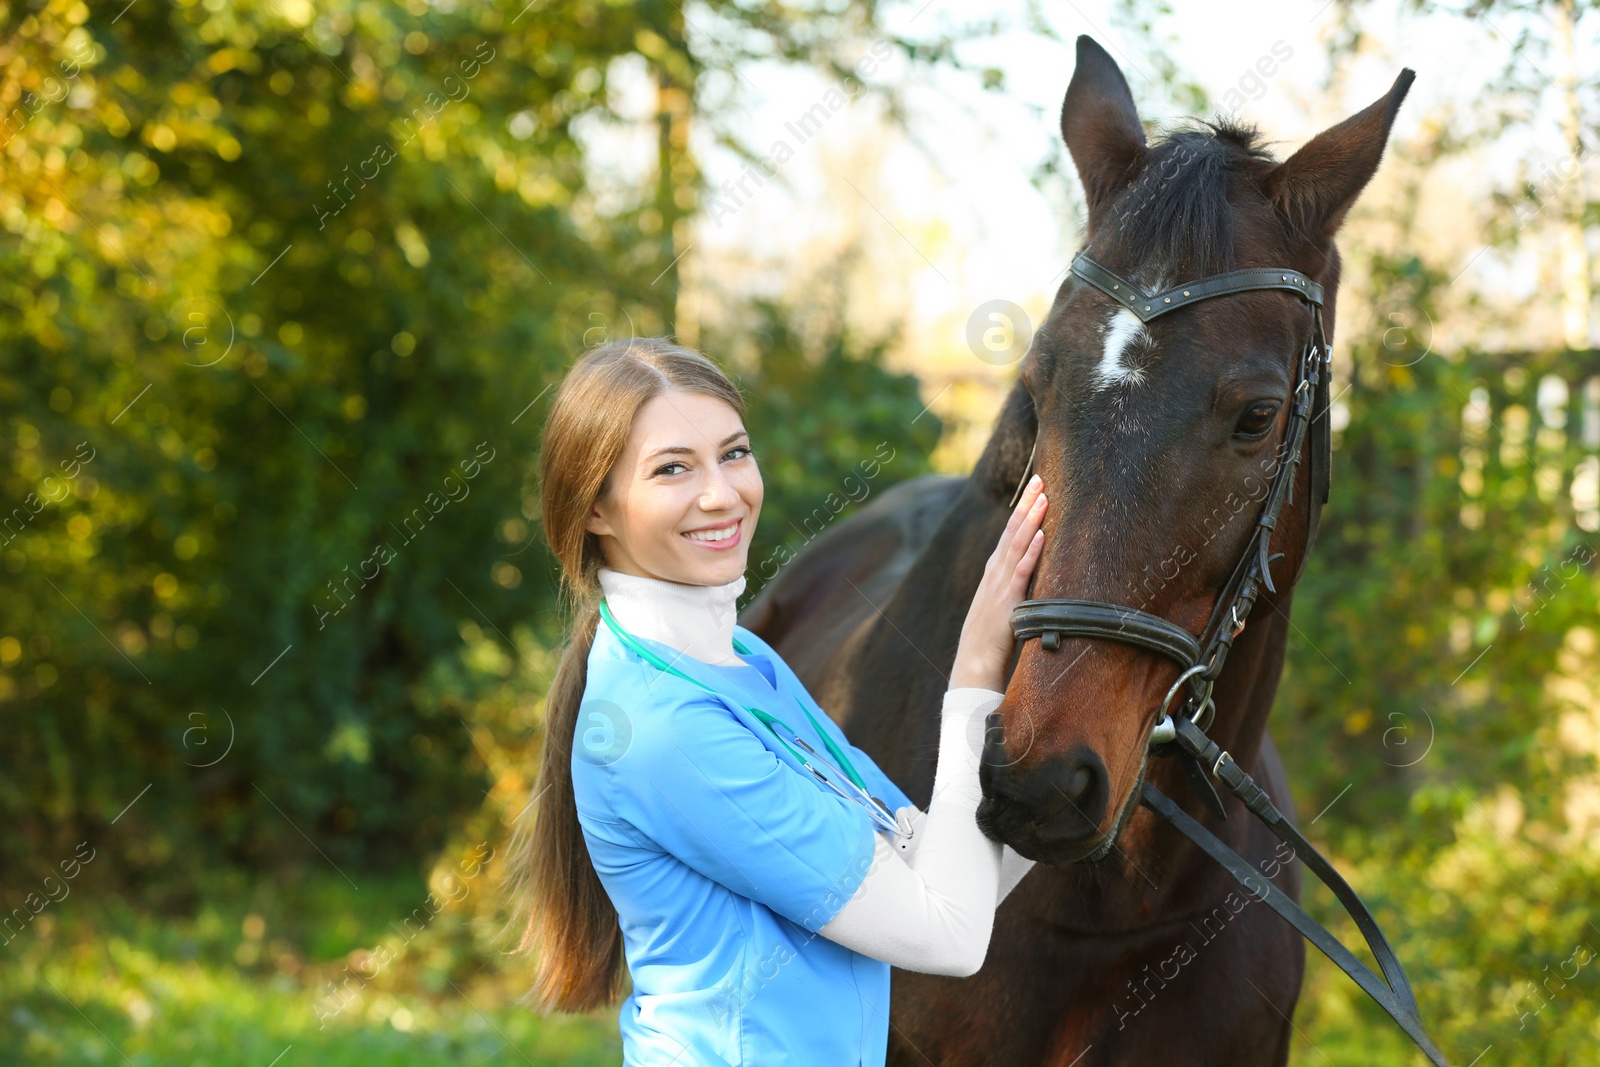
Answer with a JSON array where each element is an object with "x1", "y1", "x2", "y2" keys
[{"x1": 684, "y1": 522, "x2": 738, "y2": 543}]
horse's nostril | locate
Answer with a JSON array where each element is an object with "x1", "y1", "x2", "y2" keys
[{"x1": 1038, "y1": 748, "x2": 1109, "y2": 835}]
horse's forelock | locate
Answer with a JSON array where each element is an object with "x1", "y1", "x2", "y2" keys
[{"x1": 1098, "y1": 120, "x2": 1278, "y2": 284}]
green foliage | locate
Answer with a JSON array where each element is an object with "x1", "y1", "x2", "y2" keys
[
  {"x1": 0, "y1": 0, "x2": 942, "y2": 883},
  {"x1": 4, "y1": 0, "x2": 624, "y2": 878},
  {"x1": 1276, "y1": 250, "x2": 1600, "y2": 1064},
  {"x1": 1283, "y1": 250, "x2": 1599, "y2": 817}
]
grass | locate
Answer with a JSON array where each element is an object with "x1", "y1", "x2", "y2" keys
[
  {"x1": 5, "y1": 843, "x2": 1587, "y2": 1066},
  {"x1": 0, "y1": 867, "x2": 622, "y2": 1067}
]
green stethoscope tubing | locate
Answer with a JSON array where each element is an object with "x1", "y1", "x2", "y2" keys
[{"x1": 597, "y1": 597, "x2": 898, "y2": 834}]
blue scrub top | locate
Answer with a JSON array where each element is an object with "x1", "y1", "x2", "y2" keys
[{"x1": 571, "y1": 617, "x2": 914, "y2": 1066}]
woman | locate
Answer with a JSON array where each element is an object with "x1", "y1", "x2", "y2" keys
[{"x1": 508, "y1": 337, "x2": 1047, "y2": 1066}]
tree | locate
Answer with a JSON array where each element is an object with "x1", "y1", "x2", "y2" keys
[{"x1": 0, "y1": 0, "x2": 964, "y2": 881}]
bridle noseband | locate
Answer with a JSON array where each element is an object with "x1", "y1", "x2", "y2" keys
[
  {"x1": 1008, "y1": 252, "x2": 1332, "y2": 746},
  {"x1": 995, "y1": 254, "x2": 1453, "y2": 1067}
]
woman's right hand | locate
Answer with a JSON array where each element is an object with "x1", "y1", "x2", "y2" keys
[{"x1": 950, "y1": 474, "x2": 1047, "y2": 692}]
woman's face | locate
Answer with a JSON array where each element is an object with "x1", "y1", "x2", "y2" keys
[{"x1": 585, "y1": 389, "x2": 762, "y2": 588}]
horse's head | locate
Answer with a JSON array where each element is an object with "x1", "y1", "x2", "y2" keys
[{"x1": 978, "y1": 37, "x2": 1413, "y2": 864}]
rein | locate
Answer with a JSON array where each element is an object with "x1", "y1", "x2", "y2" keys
[{"x1": 1004, "y1": 253, "x2": 1450, "y2": 1067}]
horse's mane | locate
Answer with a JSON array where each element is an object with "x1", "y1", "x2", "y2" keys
[{"x1": 1104, "y1": 116, "x2": 1278, "y2": 279}]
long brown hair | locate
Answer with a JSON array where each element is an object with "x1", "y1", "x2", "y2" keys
[{"x1": 505, "y1": 336, "x2": 747, "y2": 1013}]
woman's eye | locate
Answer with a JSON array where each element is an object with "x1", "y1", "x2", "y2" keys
[
  {"x1": 653, "y1": 446, "x2": 753, "y2": 478},
  {"x1": 1233, "y1": 402, "x2": 1280, "y2": 439}
]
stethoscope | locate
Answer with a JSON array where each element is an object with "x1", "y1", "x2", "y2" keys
[{"x1": 597, "y1": 597, "x2": 901, "y2": 836}]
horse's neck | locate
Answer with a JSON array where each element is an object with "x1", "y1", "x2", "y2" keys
[{"x1": 834, "y1": 477, "x2": 1014, "y2": 798}]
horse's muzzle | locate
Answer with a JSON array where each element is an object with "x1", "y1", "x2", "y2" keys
[{"x1": 976, "y1": 724, "x2": 1114, "y2": 862}]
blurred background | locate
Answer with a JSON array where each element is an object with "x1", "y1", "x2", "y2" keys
[{"x1": 2, "y1": 0, "x2": 1597, "y2": 1062}]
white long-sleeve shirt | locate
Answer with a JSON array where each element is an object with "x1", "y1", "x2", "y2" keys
[
  {"x1": 596, "y1": 565, "x2": 1038, "y2": 977},
  {"x1": 819, "y1": 687, "x2": 1037, "y2": 976}
]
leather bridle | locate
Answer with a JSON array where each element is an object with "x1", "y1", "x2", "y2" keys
[
  {"x1": 1009, "y1": 252, "x2": 1331, "y2": 745},
  {"x1": 999, "y1": 253, "x2": 1451, "y2": 1066}
]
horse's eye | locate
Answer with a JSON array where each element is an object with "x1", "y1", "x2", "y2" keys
[{"x1": 1234, "y1": 401, "x2": 1280, "y2": 439}]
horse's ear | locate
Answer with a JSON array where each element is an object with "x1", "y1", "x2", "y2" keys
[
  {"x1": 1262, "y1": 69, "x2": 1416, "y2": 244},
  {"x1": 1060, "y1": 35, "x2": 1146, "y2": 223}
]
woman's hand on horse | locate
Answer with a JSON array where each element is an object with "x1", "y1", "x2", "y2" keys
[{"x1": 951, "y1": 474, "x2": 1047, "y2": 692}]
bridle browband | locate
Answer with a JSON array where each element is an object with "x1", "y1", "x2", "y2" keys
[{"x1": 999, "y1": 253, "x2": 1451, "y2": 1066}]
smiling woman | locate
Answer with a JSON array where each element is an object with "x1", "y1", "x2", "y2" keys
[
  {"x1": 506, "y1": 337, "x2": 1045, "y2": 1066},
  {"x1": 583, "y1": 389, "x2": 762, "y2": 595}
]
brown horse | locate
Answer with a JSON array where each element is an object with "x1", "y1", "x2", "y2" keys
[{"x1": 740, "y1": 37, "x2": 1414, "y2": 1066}]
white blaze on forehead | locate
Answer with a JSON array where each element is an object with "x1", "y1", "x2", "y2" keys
[{"x1": 1095, "y1": 307, "x2": 1149, "y2": 388}]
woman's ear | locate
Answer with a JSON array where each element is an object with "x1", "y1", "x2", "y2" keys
[{"x1": 586, "y1": 471, "x2": 619, "y2": 536}]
